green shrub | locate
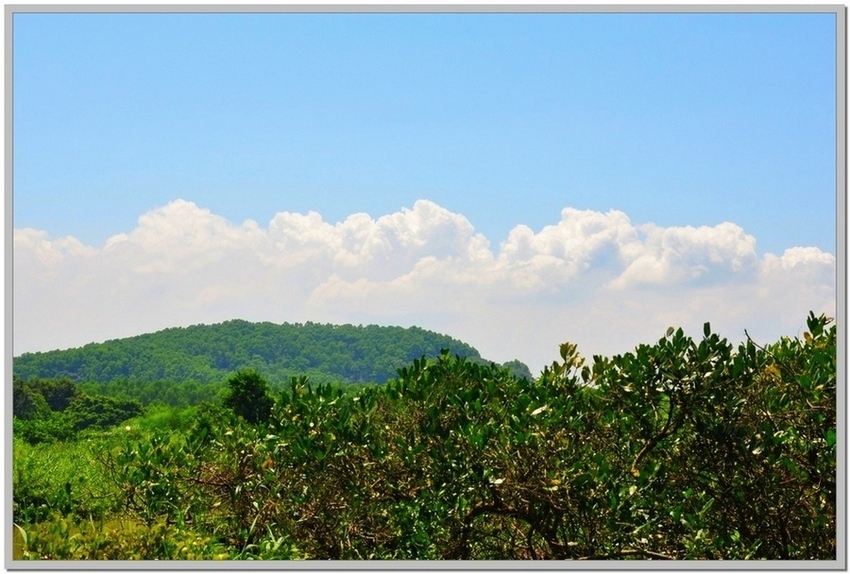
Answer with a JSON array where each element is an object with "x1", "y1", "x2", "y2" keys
[
  {"x1": 16, "y1": 513, "x2": 230, "y2": 560},
  {"x1": 13, "y1": 413, "x2": 76, "y2": 445},
  {"x1": 13, "y1": 437, "x2": 118, "y2": 524}
]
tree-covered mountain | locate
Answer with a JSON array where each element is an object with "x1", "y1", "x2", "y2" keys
[{"x1": 14, "y1": 320, "x2": 528, "y2": 386}]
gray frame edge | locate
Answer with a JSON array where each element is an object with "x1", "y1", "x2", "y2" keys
[
  {"x1": 5, "y1": 3, "x2": 15, "y2": 571},
  {"x1": 835, "y1": 4, "x2": 848, "y2": 572}
]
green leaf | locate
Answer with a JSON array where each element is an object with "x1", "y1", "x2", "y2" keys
[
  {"x1": 13, "y1": 523, "x2": 28, "y2": 547},
  {"x1": 826, "y1": 428, "x2": 837, "y2": 448}
]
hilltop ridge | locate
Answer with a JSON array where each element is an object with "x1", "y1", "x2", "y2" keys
[{"x1": 13, "y1": 320, "x2": 532, "y2": 385}]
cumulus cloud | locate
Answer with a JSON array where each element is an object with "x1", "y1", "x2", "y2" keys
[
  {"x1": 493, "y1": 208, "x2": 637, "y2": 293},
  {"x1": 609, "y1": 221, "x2": 759, "y2": 289},
  {"x1": 14, "y1": 198, "x2": 836, "y2": 373}
]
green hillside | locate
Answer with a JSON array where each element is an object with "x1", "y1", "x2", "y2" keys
[{"x1": 13, "y1": 320, "x2": 520, "y2": 386}]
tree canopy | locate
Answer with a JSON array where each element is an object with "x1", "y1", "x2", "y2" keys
[
  {"x1": 13, "y1": 320, "x2": 524, "y2": 386},
  {"x1": 222, "y1": 369, "x2": 275, "y2": 425}
]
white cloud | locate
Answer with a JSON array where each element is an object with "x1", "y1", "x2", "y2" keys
[
  {"x1": 610, "y1": 221, "x2": 759, "y2": 288},
  {"x1": 15, "y1": 228, "x2": 96, "y2": 269},
  {"x1": 14, "y1": 198, "x2": 836, "y2": 373},
  {"x1": 103, "y1": 199, "x2": 271, "y2": 275},
  {"x1": 493, "y1": 208, "x2": 637, "y2": 293}
]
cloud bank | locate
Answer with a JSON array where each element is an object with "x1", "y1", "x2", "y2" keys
[{"x1": 15, "y1": 199, "x2": 836, "y2": 373}]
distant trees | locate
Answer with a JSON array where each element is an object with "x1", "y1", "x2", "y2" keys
[
  {"x1": 63, "y1": 395, "x2": 143, "y2": 432},
  {"x1": 13, "y1": 377, "x2": 143, "y2": 444},
  {"x1": 13, "y1": 321, "x2": 488, "y2": 386},
  {"x1": 13, "y1": 379, "x2": 51, "y2": 421},
  {"x1": 27, "y1": 378, "x2": 78, "y2": 411},
  {"x1": 500, "y1": 359, "x2": 534, "y2": 381},
  {"x1": 76, "y1": 378, "x2": 223, "y2": 408}
]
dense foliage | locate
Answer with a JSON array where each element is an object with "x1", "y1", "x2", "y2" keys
[
  {"x1": 13, "y1": 320, "x2": 506, "y2": 385},
  {"x1": 13, "y1": 313, "x2": 836, "y2": 561},
  {"x1": 75, "y1": 378, "x2": 224, "y2": 409},
  {"x1": 13, "y1": 377, "x2": 143, "y2": 445}
]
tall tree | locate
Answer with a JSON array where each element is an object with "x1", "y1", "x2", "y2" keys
[{"x1": 222, "y1": 369, "x2": 275, "y2": 425}]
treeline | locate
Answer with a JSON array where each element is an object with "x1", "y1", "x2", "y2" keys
[
  {"x1": 12, "y1": 372, "x2": 373, "y2": 446},
  {"x1": 13, "y1": 320, "x2": 530, "y2": 386},
  {"x1": 13, "y1": 313, "x2": 836, "y2": 561},
  {"x1": 13, "y1": 377, "x2": 143, "y2": 444}
]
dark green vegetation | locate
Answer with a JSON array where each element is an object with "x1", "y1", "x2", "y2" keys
[
  {"x1": 13, "y1": 314, "x2": 836, "y2": 560},
  {"x1": 13, "y1": 320, "x2": 504, "y2": 386},
  {"x1": 13, "y1": 377, "x2": 143, "y2": 445}
]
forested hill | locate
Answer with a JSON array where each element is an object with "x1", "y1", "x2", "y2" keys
[{"x1": 13, "y1": 320, "x2": 520, "y2": 385}]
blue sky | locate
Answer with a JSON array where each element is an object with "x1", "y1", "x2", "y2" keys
[
  {"x1": 15, "y1": 12, "x2": 836, "y2": 254},
  {"x1": 13, "y1": 11, "x2": 839, "y2": 370}
]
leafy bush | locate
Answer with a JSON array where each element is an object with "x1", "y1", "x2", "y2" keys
[
  {"x1": 15, "y1": 513, "x2": 231, "y2": 560},
  {"x1": 13, "y1": 412, "x2": 76, "y2": 445}
]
